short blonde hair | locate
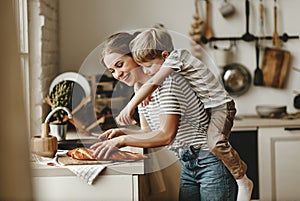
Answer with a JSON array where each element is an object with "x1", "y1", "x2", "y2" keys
[{"x1": 130, "y1": 28, "x2": 174, "y2": 63}]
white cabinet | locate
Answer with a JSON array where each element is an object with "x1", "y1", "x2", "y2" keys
[
  {"x1": 258, "y1": 127, "x2": 300, "y2": 201},
  {"x1": 33, "y1": 175, "x2": 138, "y2": 201},
  {"x1": 32, "y1": 147, "x2": 181, "y2": 201}
]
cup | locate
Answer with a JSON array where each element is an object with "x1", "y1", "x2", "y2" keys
[
  {"x1": 49, "y1": 122, "x2": 68, "y2": 141},
  {"x1": 219, "y1": 1, "x2": 235, "y2": 18},
  {"x1": 213, "y1": 48, "x2": 231, "y2": 67}
]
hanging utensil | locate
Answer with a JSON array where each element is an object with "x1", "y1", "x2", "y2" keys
[
  {"x1": 222, "y1": 63, "x2": 251, "y2": 96},
  {"x1": 272, "y1": 0, "x2": 281, "y2": 47},
  {"x1": 204, "y1": 0, "x2": 213, "y2": 40},
  {"x1": 258, "y1": 0, "x2": 265, "y2": 47},
  {"x1": 261, "y1": 47, "x2": 290, "y2": 88},
  {"x1": 219, "y1": 0, "x2": 235, "y2": 18},
  {"x1": 241, "y1": 0, "x2": 255, "y2": 42},
  {"x1": 254, "y1": 0, "x2": 264, "y2": 86},
  {"x1": 254, "y1": 41, "x2": 263, "y2": 85}
]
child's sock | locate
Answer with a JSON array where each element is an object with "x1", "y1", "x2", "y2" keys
[{"x1": 236, "y1": 175, "x2": 253, "y2": 201}]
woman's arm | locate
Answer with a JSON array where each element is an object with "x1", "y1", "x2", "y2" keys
[
  {"x1": 116, "y1": 67, "x2": 174, "y2": 125},
  {"x1": 98, "y1": 113, "x2": 152, "y2": 140},
  {"x1": 92, "y1": 113, "x2": 179, "y2": 159}
]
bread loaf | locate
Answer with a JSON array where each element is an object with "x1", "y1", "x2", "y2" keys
[
  {"x1": 67, "y1": 147, "x2": 148, "y2": 161},
  {"x1": 67, "y1": 147, "x2": 96, "y2": 160}
]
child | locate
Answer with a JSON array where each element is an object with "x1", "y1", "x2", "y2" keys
[{"x1": 116, "y1": 28, "x2": 253, "y2": 201}]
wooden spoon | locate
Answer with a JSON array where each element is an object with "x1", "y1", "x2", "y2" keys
[
  {"x1": 272, "y1": 0, "x2": 281, "y2": 47},
  {"x1": 204, "y1": 0, "x2": 213, "y2": 40}
]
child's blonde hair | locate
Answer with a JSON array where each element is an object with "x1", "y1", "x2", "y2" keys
[{"x1": 130, "y1": 28, "x2": 174, "y2": 63}]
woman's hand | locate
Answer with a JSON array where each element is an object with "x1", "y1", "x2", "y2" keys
[
  {"x1": 98, "y1": 128, "x2": 126, "y2": 140},
  {"x1": 90, "y1": 137, "x2": 123, "y2": 160}
]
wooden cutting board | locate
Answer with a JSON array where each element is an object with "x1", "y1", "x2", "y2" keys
[
  {"x1": 261, "y1": 47, "x2": 291, "y2": 88},
  {"x1": 58, "y1": 156, "x2": 112, "y2": 165}
]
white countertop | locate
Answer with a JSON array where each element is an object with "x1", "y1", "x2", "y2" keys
[
  {"x1": 233, "y1": 115, "x2": 300, "y2": 131},
  {"x1": 31, "y1": 159, "x2": 145, "y2": 177},
  {"x1": 32, "y1": 131, "x2": 146, "y2": 177}
]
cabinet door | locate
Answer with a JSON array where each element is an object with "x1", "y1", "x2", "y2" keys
[
  {"x1": 258, "y1": 127, "x2": 300, "y2": 201},
  {"x1": 229, "y1": 130, "x2": 259, "y2": 200},
  {"x1": 33, "y1": 175, "x2": 136, "y2": 201}
]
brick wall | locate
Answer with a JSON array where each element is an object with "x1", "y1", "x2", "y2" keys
[
  {"x1": 40, "y1": 0, "x2": 59, "y2": 97},
  {"x1": 29, "y1": 0, "x2": 59, "y2": 136}
]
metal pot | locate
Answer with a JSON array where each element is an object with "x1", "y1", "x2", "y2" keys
[{"x1": 221, "y1": 63, "x2": 251, "y2": 96}]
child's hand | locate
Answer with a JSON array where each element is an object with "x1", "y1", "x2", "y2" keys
[
  {"x1": 141, "y1": 96, "x2": 151, "y2": 107},
  {"x1": 116, "y1": 105, "x2": 135, "y2": 126}
]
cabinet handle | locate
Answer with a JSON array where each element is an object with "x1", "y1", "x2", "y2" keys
[{"x1": 284, "y1": 127, "x2": 300, "y2": 131}]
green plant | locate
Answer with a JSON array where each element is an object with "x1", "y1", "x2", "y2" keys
[{"x1": 49, "y1": 80, "x2": 74, "y2": 123}]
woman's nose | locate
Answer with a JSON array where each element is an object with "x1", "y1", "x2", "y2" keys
[{"x1": 114, "y1": 70, "x2": 123, "y2": 80}]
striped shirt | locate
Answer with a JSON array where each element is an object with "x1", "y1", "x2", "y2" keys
[
  {"x1": 161, "y1": 49, "x2": 232, "y2": 108},
  {"x1": 138, "y1": 72, "x2": 209, "y2": 154}
]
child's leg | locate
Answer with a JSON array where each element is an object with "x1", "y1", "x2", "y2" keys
[{"x1": 206, "y1": 100, "x2": 253, "y2": 201}]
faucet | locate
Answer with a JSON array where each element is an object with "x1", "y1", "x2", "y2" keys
[
  {"x1": 35, "y1": 106, "x2": 72, "y2": 156},
  {"x1": 44, "y1": 106, "x2": 73, "y2": 123}
]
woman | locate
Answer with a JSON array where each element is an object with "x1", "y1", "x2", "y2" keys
[{"x1": 91, "y1": 31, "x2": 237, "y2": 201}]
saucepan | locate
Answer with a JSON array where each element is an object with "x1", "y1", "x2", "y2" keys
[{"x1": 221, "y1": 63, "x2": 251, "y2": 96}]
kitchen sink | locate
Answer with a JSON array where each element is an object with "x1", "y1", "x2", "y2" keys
[{"x1": 58, "y1": 139, "x2": 99, "y2": 150}]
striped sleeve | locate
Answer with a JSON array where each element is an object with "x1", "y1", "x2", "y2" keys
[{"x1": 162, "y1": 49, "x2": 232, "y2": 108}]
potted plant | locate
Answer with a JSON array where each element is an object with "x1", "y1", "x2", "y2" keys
[{"x1": 48, "y1": 80, "x2": 74, "y2": 141}]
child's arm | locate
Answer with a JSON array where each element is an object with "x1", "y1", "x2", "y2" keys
[{"x1": 116, "y1": 67, "x2": 174, "y2": 125}]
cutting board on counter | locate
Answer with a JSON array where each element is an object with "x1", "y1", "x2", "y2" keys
[
  {"x1": 261, "y1": 47, "x2": 291, "y2": 88},
  {"x1": 58, "y1": 156, "x2": 112, "y2": 165}
]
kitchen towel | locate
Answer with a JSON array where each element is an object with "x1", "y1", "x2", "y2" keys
[
  {"x1": 65, "y1": 164, "x2": 106, "y2": 185},
  {"x1": 32, "y1": 151, "x2": 106, "y2": 185}
]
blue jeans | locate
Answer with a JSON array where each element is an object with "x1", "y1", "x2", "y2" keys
[{"x1": 178, "y1": 146, "x2": 237, "y2": 201}]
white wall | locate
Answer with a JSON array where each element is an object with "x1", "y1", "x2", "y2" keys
[
  {"x1": 29, "y1": 0, "x2": 60, "y2": 136},
  {"x1": 59, "y1": 0, "x2": 300, "y2": 115}
]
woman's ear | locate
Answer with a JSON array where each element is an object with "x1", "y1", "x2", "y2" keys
[{"x1": 161, "y1": 51, "x2": 169, "y2": 59}]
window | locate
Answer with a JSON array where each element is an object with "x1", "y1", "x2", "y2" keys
[{"x1": 15, "y1": 0, "x2": 30, "y2": 135}]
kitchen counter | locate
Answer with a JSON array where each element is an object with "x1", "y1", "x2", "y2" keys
[
  {"x1": 31, "y1": 117, "x2": 300, "y2": 200},
  {"x1": 31, "y1": 145, "x2": 147, "y2": 201},
  {"x1": 231, "y1": 115, "x2": 300, "y2": 200},
  {"x1": 31, "y1": 132, "x2": 181, "y2": 201},
  {"x1": 32, "y1": 115, "x2": 300, "y2": 175},
  {"x1": 32, "y1": 158, "x2": 145, "y2": 177},
  {"x1": 31, "y1": 130, "x2": 146, "y2": 176},
  {"x1": 233, "y1": 115, "x2": 300, "y2": 131}
]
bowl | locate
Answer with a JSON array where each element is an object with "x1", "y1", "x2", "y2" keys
[{"x1": 255, "y1": 105, "x2": 287, "y2": 118}]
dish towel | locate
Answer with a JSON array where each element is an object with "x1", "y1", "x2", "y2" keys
[
  {"x1": 32, "y1": 151, "x2": 106, "y2": 185},
  {"x1": 65, "y1": 164, "x2": 106, "y2": 185}
]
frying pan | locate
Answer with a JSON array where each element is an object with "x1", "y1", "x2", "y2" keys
[{"x1": 221, "y1": 63, "x2": 251, "y2": 96}]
